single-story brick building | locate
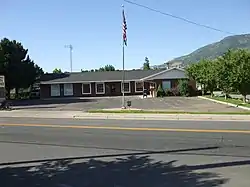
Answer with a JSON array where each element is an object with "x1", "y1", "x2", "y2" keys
[{"x1": 39, "y1": 67, "x2": 195, "y2": 98}]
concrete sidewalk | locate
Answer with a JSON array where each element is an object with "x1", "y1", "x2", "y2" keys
[
  {"x1": 0, "y1": 110, "x2": 80, "y2": 119},
  {"x1": 1, "y1": 110, "x2": 250, "y2": 121}
]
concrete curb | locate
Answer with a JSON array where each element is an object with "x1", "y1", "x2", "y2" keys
[
  {"x1": 73, "y1": 113, "x2": 250, "y2": 121},
  {"x1": 198, "y1": 96, "x2": 250, "y2": 111},
  {"x1": 1, "y1": 110, "x2": 250, "y2": 121}
]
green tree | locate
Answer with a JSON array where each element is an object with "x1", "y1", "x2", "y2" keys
[
  {"x1": 81, "y1": 69, "x2": 88, "y2": 72},
  {"x1": 0, "y1": 49, "x2": 5, "y2": 75},
  {"x1": 143, "y1": 57, "x2": 150, "y2": 70},
  {"x1": 99, "y1": 64, "x2": 115, "y2": 71},
  {"x1": 186, "y1": 59, "x2": 218, "y2": 96},
  {"x1": 0, "y1": 38, "x2": 43, "y2": 98},
  {"x1": 18, "y1": 56, "x2": 41, "y2": 89},
  {"x1": 186, "y1": 63, "x2": 199, "y2": 83},
  {"x1": 216, "y1": 49, "x2": 235, "y2": 99},
  {"x1": 229, "y1": 49, "x2": 250, "y2": 103},
  {"x1": 0, "y1": 49, "x2": 4, "y2": 64},
  {"x1": 202, "y1": 59, "x2": 218, "y2": 97},
  {"x1": 53, "y1": 68, "x2": 62, "y2": 73},
  {"x1": 81, "y1": 65, "x2": 116, "y2": 72}
]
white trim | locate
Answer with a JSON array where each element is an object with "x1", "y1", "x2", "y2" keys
[
  {"x1": 95, "y1": 82, "x2": 105, "y2": 94},
  {"x1": 40, "y1": 79, "x2": 140, "y2": 85},
  {"x1": 135, "y1": 81, "x2": 144, "y2": 93},
  {"x1": 140, "y1": 67, "x2": 185, "y2": 81},
  {"x1": 82, "y1": 83, "x2": 92, "y2": 95},
  {"x1": 121, "y1": 82, "x2": 131, "y2": 93}
]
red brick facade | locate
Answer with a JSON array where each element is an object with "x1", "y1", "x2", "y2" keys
[
  {"x1": 40, "y1": 81, "x2": 150, "y2": 98},
  {"x1": 40, "y1": 79, "x2": 196, "y2": 98}
]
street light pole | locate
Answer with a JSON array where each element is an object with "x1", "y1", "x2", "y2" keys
[{"x1": 65, "y1": 44, "x2": 73, "y2": 72}]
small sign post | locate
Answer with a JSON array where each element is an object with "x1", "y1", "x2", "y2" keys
[{"x1": 0, "y1": 76, "x2": 5, "y2": 103}]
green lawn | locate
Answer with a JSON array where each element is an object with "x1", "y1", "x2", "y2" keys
[
  {"x1": 88, "y1": 109, "x2": 250, "y2": 115},
  {"x1": 205, "y1": 96, "x2": 250, "y2": 108}
]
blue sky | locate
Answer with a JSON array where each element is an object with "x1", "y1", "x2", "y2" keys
[{"x1": 2, "y1": 0, "x2": 250, "y2": 72}]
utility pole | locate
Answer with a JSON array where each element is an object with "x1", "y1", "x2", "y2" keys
[{"x1": 65, "y1": 44, "x2": 73, "y2": 72}]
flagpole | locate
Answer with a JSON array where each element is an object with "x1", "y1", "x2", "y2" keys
[
  {"x1": 121, "y1": 5, "x2": 126, "y2": 109},
  {"x1": 122, "y1": 37, "x2": 125, "y2": 108}
]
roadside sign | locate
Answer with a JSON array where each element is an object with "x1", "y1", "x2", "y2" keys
[
  {"x1": 0, "y1": 76, "x2": 5, "y2": 102},
  {"x1": 0, "y1": 76, "x2": 4, "y2": 88}
]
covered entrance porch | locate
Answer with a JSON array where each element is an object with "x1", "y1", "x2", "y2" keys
[{"x1": 140, "y1": 67, "x2": 189, "y2": 98}]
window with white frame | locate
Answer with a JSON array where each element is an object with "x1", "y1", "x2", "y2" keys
[
  {"x1": 82, "y1": 83, "x2": 91, "y2": 94},
  {"x1": 96, "y1": 82, "x2": 105, "y2": 94},
  {"x1": 135, "y1": 81, "x2": 144, "y2": 92},
  {"x1": 121, "y1": 82, "x2": 130, "y2": 93}
]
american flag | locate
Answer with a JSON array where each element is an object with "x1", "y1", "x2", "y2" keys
[{"x1": 122, "y1": 9, "x2": 127, "y2": 46}]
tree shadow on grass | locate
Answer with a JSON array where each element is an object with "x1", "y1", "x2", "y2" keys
[{"x1": 0, "y1": 155, "x2": 228, "y2": 187}]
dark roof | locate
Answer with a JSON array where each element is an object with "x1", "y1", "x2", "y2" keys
[{"x1": 40, "y1": 69, "x2": 164, "y2": 84}]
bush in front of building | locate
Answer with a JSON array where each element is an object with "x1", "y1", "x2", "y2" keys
[
  {"x1": 170, "y1": 87, "x2": 180, "y2": 96},
  {"x1": 165, "y1": 88, "x2": 180, "y2": 96},
  {"x1": 177, "y1": 79, "x2": 198, "y2": 97},
  {"x1": 165, "y1": 89, "x2": 172, "y2": 96},
  {"x1": 156, "y1": 85, "x2": 165, "y2": 97},
  {"x1": 178, "y1": 79, "x2": 189, "y2": 96}
]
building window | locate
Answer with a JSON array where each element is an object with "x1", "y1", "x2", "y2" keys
[
  {"x1": 64, "y1": 83, "x2": 73, "y2": 96},
  {"x1": 135, "y1": 81, "x2": 144, "y2": 92},
  {"x1": 121, "y1": 82, "x2": 130, "y2": 93},
  {"x1": 96, "y1": 82, "x2": 105, "y2": 94},
  {"x1": 162, "y1": 81, "x2": 171, "y2": 91},
  {"x1": 82, "y1": 83, "x2": 91, "y2": 94},
  {"x1": 50, "y1": 84, "x2": 60, "y2": 97}
]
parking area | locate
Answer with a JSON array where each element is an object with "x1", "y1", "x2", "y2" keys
[{"x1": 8, "y1": 96, "x2": 246, "y2": 112}]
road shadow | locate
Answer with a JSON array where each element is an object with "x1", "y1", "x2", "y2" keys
[
  {"x1": 11, "y1": 106, "x2": 60, "y2": 110},
  {"x1": 0, "y1": 155, "x2": 228, "y2": 187},
  {"x1": 8, "y1": 98, "x2": 98, "y2": 107},
  {"x1": 0, "y1": 146, "x2": 220, "y2": 166}
]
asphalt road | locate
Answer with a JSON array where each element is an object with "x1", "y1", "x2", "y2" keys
[{"x1": 0, "y1": 118, "x2": 250, "y2": 187}]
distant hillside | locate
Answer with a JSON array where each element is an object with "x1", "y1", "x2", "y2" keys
[{"x1": 156, "y1": 34, "x2": 250, "y2": 69}]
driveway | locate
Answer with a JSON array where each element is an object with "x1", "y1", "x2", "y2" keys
[{"x1": 8, "y1": 96, "x2": 246, "y2": 112}]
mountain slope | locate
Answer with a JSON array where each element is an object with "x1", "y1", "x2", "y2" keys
[{"x1": 158, "y1": 34, "x2": 250, "y2": 68}]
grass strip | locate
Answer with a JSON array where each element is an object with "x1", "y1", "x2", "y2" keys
[{"x1": 205, "y1": 96, "x2": 250, "y2": 108}]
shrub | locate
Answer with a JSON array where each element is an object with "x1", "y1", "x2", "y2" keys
[
  {"x1": 165, "y1": 87, "x2": 180, "y2": 96},
  {"x1": 178, "y1": 79, "x2": 189, "y2": 96},
  {"x1": 165, "y1": 89, "x2": 172, "y2": 96},
  {"x1": 170, "y1": 87, "x2": 180, "y2": 96},
  {"x1": 156, "y1": 84, "x2": 165, "y2": 97}
]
